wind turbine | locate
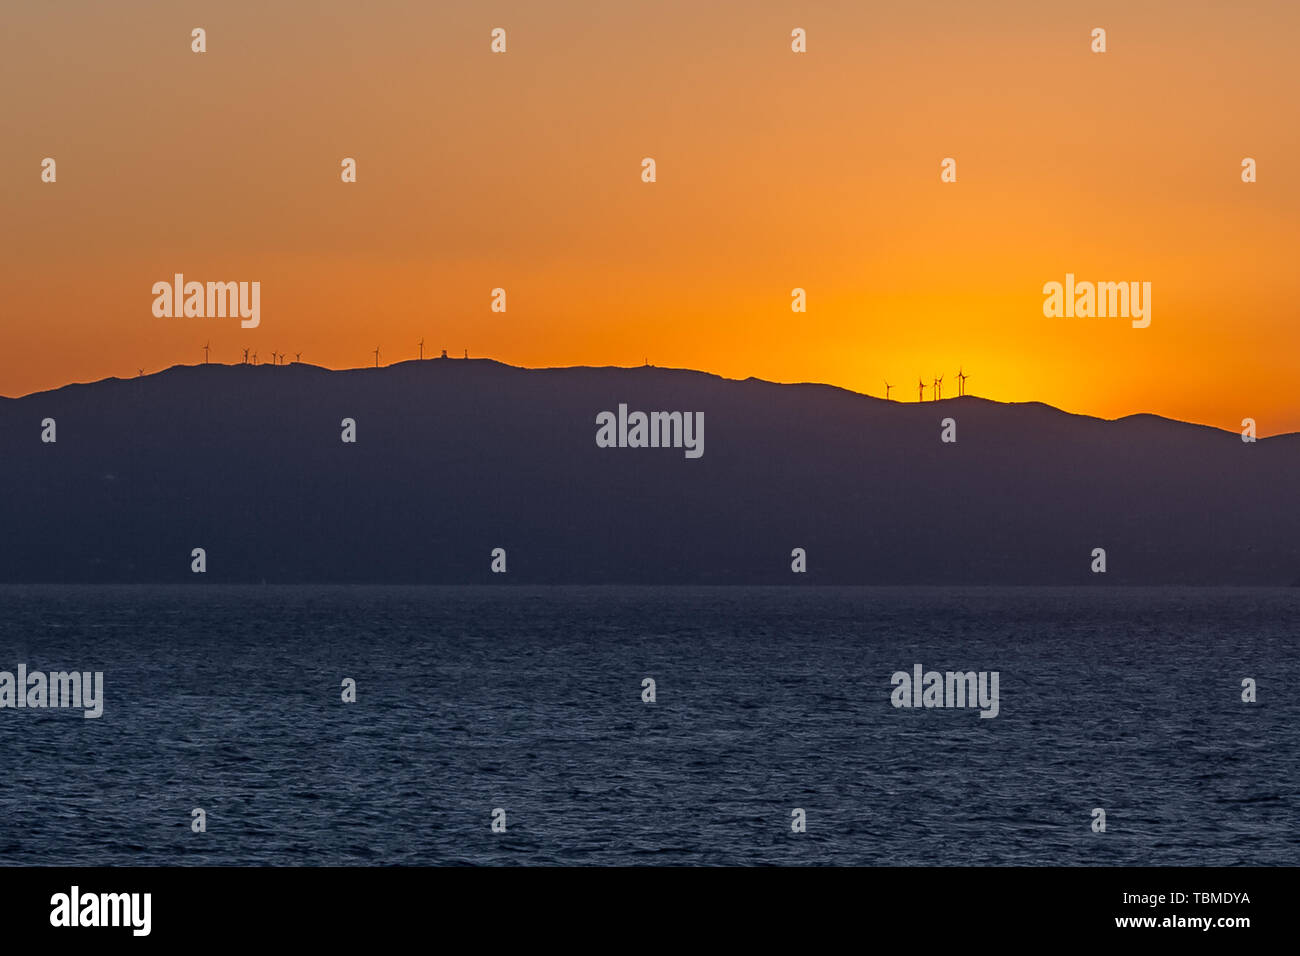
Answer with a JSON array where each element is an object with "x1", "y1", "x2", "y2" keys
[
  {"x1": 242, "y1": 348, "x2": 249, "y2": 365},
  {"x1": 884, "y1": 380, "x2": 892, "y2": 401},
  {"x1": 933, "y1": 374, "x2": 943, "y2": 400},
  {"x1": 137, "y1": 368, "x2": 144, "y2": 377},
  {"x1": 957, "y1": 366, "x2": 967, "y2": 396},
  {"x1": 464, "y1": 348, "x2": 468, "y2": 359},
  {"x1": 202, "y1": 342, "x2": 210, "y2": 364},
  {"x1": 373, "y1": 346, "x2": 380, "y2": 368},
  {"x1": 269, "y1": 350, "x2": 278, "y2": 366},
  {"x1": 295, "y1": 352, "x2": 301, "y2": 363},
  {"x1": 918, "y1": 376, "x2": 925, "y2": 402},
  {"x1": 418, "y1": 338, "x2": 424, "y2": 360},
  {"x1": 252, "y1": 351, "x2": 258, "y2": 365}
]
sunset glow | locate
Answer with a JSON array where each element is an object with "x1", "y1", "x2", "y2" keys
[{"x1": 3, "y1": 1, "x2": 1297, "y2": 434}]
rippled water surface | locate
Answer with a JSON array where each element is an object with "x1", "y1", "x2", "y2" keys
[{"x1": 0, "y1": 586, "x2": 1295, "y2": 865}]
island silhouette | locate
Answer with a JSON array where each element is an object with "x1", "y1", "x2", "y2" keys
[{"x1": 1, "y1": 359, "x2": 1296, "y2": 584}]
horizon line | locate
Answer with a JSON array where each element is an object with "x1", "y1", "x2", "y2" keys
[{"x1": 3, "y1": 358, "x2": 1295, "y2": 441}]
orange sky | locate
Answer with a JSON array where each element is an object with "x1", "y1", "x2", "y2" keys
[{"x1": 2, "y1": 1, "x2": 1297, "y2": 434}]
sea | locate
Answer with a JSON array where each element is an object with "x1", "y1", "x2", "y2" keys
[{"x1": 0, "y1": 585, "x2": 1295, "y2": 865}]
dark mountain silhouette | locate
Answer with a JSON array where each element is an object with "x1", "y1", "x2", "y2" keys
[{"x1": 1, "y1": 360, "x2": 1296, "y2": 584}]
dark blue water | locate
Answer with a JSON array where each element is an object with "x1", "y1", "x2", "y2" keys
[{"x1": 0, "y1": 586, "x2": 1294, "y2": 865}]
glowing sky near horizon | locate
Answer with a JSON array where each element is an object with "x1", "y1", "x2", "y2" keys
[{"x1": 2, "y1": 0, "x2": 1297, "y2": 434}]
